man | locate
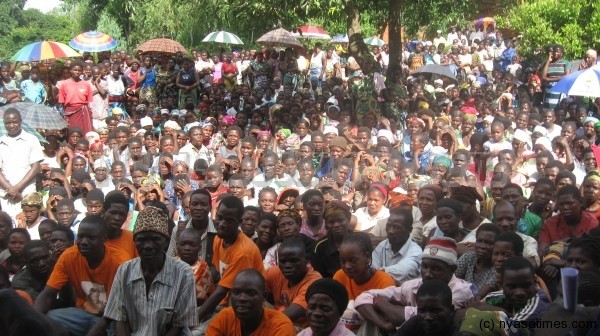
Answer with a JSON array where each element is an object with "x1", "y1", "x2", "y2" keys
[
  {"x1": 240, "y1": 205, "x2": 261, "y2": 238},
  {"x1": 167, "y1": 189, "x2": 216, "y2": 262},
  {"x1": 104, "y1": 206, "x2": 198, "y2": 335},
  {"x1": 207, "y1": 269, "x2": 296, "y2": 335},
  {"x1": 396, "y1": 280, "x2": 459, "y2": 336},
  {"x1": 480, "y1": 256, "x2": 550, "y2": 335},
  {"x1": 542, "y1": 109, "x2": 562, "y2": 140},
  {"x1": 433, "y1": 30, "x2": 447, "y2": 49},
  {"x1": 300, "y1": 190, "x2": 327, "y2": 241},
  {"x1": 538, "y1": 185, "x2": 599, "y2": 255},
  {"x1": 317, "y1": 136, "x2": 347, "y2": 178},
  {"x1": 12, "y1": 240, "x2": 54, "y2": 301},
  {"x1": 493, "y1": 200, "x2": 540, "y2": 267},
  {"x1": 179, "y1": 126, "x2": 214, "y2": 168},
  {"x1": 371, "y1": 207, "x2": 422, "y2": 285},
  {"x1": 0, "y1": 108, "x2": 43, "y2": 219},
  {"x1": 49, "y1": 225, "x2": 75, "y2": 261},
  {"x1": 197, "y1": 196, "x2": 264, "y2": 323},
  {"x1": 58, "y1": 60, "x2": 94, "y2": 134},
  {"x1": 264, "y1": 237, "x2": 322, "y2": 326},
  {"x1": 102, "y1": 191, "x2": 138, "y2": 259},
  {"x1": 34, "y1": 215, "x2": 130, "y2": 336},
  {"x1": 229, "y1": 173, "x2": 256, "y2": 207},
  {"x1": 354, "y1": 237, "x2": 473, "y2": 333},
  {"x1": 541, "y1": 44, "x2": 570, "y2": 109},
  {"x1": 250, "y1": 152, "x2": 296, "y2": 198},
  {"x1": 405, "y1": 132, "x2": 431, "y2": 174}
]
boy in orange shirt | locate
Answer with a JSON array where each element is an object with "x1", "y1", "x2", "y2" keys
[
  {"x1": 102, "y1": 190, "x2": 138, "y2": 259},
  {"x1": 207, "y1": 269, "x2": 296, "y2": 336},
  {"x1": 34, "y1": 215, "x2": 130, "y2": 335},
  {"x1": 264, "y1": 237, "x2": 322, "y2": 327}
]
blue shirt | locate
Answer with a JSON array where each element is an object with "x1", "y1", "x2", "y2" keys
[{"x1": 20, "y1": 79, "x2": 46, "y2": 103}]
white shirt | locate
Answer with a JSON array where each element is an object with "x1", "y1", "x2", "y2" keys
[
  {"x1": 106, "y1": 76, "x2": 125, "y2": 96},
  {"x1": 354, "y1": 206, "x2": 390, "y2": 232},
  {"x1": 178, "y1": 143, "x2": 214, "y2": 167},
  {"x1": 447, "y1": 32, "x2": 459, "y2": 44},
  {"x1": 0, "y1": 130, "x2": 44, "y2": 197},
  {"x1": 195, "y1": 59, "x2": 214, "y2": 73},
  {"x1": 249, "y1": 173, "x2": 297, "y2": 199}
]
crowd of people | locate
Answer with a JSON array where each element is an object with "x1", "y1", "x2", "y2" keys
[{"x1": 1, "y1": 23, "x2": 600, "y2": 336}]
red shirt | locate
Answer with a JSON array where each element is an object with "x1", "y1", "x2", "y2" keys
[
  {"x1": 58, "y1": 78, "x2": 93, "y2": 106},
  {"x1": 221, "y1": 62, "x2": 237, "y2": 75},
  {"x1": 538, "y1": 211, "x2": 599, "y2": 243}
]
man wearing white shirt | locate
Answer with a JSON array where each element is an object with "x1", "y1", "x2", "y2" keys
[
  {"x1": 447, "y1": 27, "x2": 459, "y2": 45},
  {"x1": 178, "y1": 126, "x2": 214, "y2": 168},
  {"x1": 0, "y1": 109, "x2": 44, "y2": 220},
  {"x1": 433, "y1": 30, "x2": 447, "y2": 48}
]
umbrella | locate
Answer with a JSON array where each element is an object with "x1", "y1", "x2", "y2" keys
[
  {"x1": 363, "y1": 36, "x2": 385, "y2": 47},
  {"x1": 256, "y1": 28, "x2": 303, "y2": 48},
  {"x1": 411, "y1": 64, "x2": 457, "y2": 81},
  {"x1": 136, "y1": 38, "x2": 187, "y2": 55},
  {"x1": 0, "y1": 119, "x2": 48, "y2": 143},
  {"x1": 291, "y1": 25, "x2": 331, "y2": 40},
  {"x1": 202, "y1": 31, "x2": 244, "y2": 45},
  {"x1": 0, "y1": 102, "x2": 68, "y2": 130},
  {"x1": 69, "y1": 31, "x2": 117, "y2": 52},
  {"x1": 549, "y1": 65, "x2": 600, "y2": 97},
  {"x1": 11, "y1": 41, "x2": 81, "y2": 62},
  {"x1": 474, "y1": 17, "x2": 496, "y2": 31},
  {"x1": 329, "y1": 34, "x2": 349, "y2": 43}
]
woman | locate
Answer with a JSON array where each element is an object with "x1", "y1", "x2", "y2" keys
[
  {"x1": 582, "y1": 170, "x2": 600, "y2": 221},
  {"x1": 124, "y1": 59, "x2": 142, "y2": 95},
  {"x1": 311, "y1": 201, "x2": 353, "y2": 279},
  {"x1": 248, "y1": 53, "x2": 271, "y2": 90},
  {"x1": 354, "y1": 183, "x2": 390, "y2": 232},
  {"x1": 426, "y1": 199, "x2": 470, "y2": 246},
  {"x1": 176, "y1": 58, "x2": 200, "y2": 109},
  {"x1": 258, "y1": 187, "x2": 278, "y2": 215},
  {"x1": 431, "y1": 155, "x2": 452, "y2": 185},
  {"x1": 279, "y1": 48, "x2": 299, "y2": 87},
  {"x1": 333, "y1": 232, "x2": 395, "y2": 332},
  {"x1": 139, "y1": 56, "x2": 157, "y2": 105},
  {"x1": 253, "y1": 213, "x2": 278, "y2": 259},
  {"x1": 1, "y1": 228, "x2": 30, "y2": 279},
  {"x1": 415, "y1": 184, "x2": 445, "y2": 244},
  {"x1": 156, "y1": 57, "x2": 179, "y2": 103},
  {"x1": 215, "y1": 126, "x2": 242, "y2": 163},
  {"x1": 455, "y1": 223, "x2": 501, "y2": 298},
  {"x1": 460, "y1": 114, "x2": 476, "y2": 150},
  {"x1": 264, "y1": 209, "x2": 315, "y2": 270},
  {"x1": 221, "y1": 53, "x2": 238, "y2": 92},
  {"x1": 297, "y1": 278, "x2": 354, "y2": 336},
  {"x1": 212, "y1": 54, "x2": 222, "y2": 85}
]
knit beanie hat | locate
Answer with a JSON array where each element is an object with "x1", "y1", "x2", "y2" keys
[
  {"x1": 422, "y1": 237, "x2": 458, "y2": 266},
  {"x1": 305, "y1": 278, "x2": 349, "y2": 314},
  {"x1": 133, "y1": 206, "x2": 169, "y2": 237}
]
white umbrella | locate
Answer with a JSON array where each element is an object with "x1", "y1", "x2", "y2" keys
[{"x1": 202, "y1": 31, "x2": 244, "y2": 45}]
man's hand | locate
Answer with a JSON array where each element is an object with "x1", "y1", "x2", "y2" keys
[{"x1": 6, "y1": 185, "x2": 21, "y2": 200}]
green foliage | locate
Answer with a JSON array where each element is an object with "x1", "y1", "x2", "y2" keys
[
  {"x1": 503, "y1": 0, "x2": 600, "y2": 60},
  {"x1": 97, "y1": 10, "x2": 128, "y2": 51}
]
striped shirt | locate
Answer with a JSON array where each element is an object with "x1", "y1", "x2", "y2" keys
[
  {"x1": 104, "y1": 256, "x2": 198, "y2": 335},
  {"x1": 167, "y1": 218, "x2": 216, "y2": 260},
  {"x1": 483, "y1": 288, "x2": 550, "y2": 335}
]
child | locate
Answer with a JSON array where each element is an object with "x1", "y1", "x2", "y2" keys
[
  {"x1": 483, "y1": 122, "x2": 512, "y2": 185},
  {"x1": 239, "y1": 136, "x2": 257, "y2": 159},
  {"x1": 176, "y1": 228, "x2": 214, "y2": 305},
  {"x1": 20, "y1": 68, "x2": 46, "y2": 104}
]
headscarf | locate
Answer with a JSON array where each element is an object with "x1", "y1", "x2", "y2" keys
[
  {"x1": 141, "y1": 173, "x2": 164, "y2": 188},
  {"x1": 136, "y1": 104, "x2": 147, "y2": 112},
  {"x1": 436, "y1": 198, "x2": 464, "y2": 214},
  {"x1": 459, "y1": 308, "x2": 507, "y2": 336},
  {"x1": 276, "y1": 209, "x2": 302, "y2": 226},
  {"x1": 221, "y1": 115, "x2": 236, "y2": 126},
  {"x1": 585, "y1": 170, "x2": 600, "y2": 184},
  {"x1": 432, "y1": 155, "x2": 453, "y2": 169},
  {"x1": 21, "y1": 192, "x2": 43, "y2": 208},
  {"x1": 199, "y1": 120, "x2": 214, "y2": 129},
  {"x1": 418, "y1": 184, "x2": 445, "y2": 201},
  {"x1": 368, "y1": 182, "x2": 389, "y2": 200},
  {"x1": 462, "y1": 114, "x2": 477, "y2": 123}
]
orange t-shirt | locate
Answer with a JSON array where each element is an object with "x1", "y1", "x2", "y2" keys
[
  {"x1": 47, "y1": 245, "x2": 130, "y2": 313},
  {"x1": 206, "y1": 307, "x2": 296, "y2": 336},
  {"x1": 264, "y1": 266, "x2": 322, "y2": 327},
  {"x1": 105, "y1": 229, "x2": 138, "y2": 259},
  {"x1": 213, "y1": 233, "x2": 264, "y2": 305},
  {"x1": 333, "y1": 269, "x2": 395, "y2": 299}
]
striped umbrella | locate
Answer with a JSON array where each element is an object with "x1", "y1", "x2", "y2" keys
[
  {"x1": 363, "y1": 36, "x2": 385, "y2": 47},
  {"x1": 11, "y1": 41, "x2": 81, "y2": 62},
  {"x1": 291, "y1": 25, "x2": 331, "y2": 40},
  {"x1": 202, "y1": 31, "x2": 244, "y2": 45},
  {"x1": 0, "y1": 102, "x2": 68, "y2": 130},
  {"x1": 0, "y1": 119, "x2": 48, "y2": 143},
  {"x1": 69, "y1": 31, "x2": 117, "y2": 52}
]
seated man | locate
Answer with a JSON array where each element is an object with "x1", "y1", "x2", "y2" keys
[
  {"x1": 539, "y1": 185, "x2": 599, "y2": 256},
  {"x1": 396, "y1": 279, "x2": 461, "y2": 336},
  {"x1": 479, "y1": 256, "x2": 551, "y2": 335},
  {"x1": 196, "y1": 196, "x2": 264, "y2": 329},
  {"x1": 264, "y1": 237, "x2": 322, "y2": 327},
  {"x1": 49, "y1": 226, "x2": 75, "y2": 262},
  {"x1": 53, "y1": 198, "x2": 79, "y2": 236},
  {"x1": 11, "y1": 240, "x2": 53, "y2": 301},
  {"x1": 102, "y1": 190, "x2": 138, "y2": 259},
  {"x1": 104, "y1": 206, "x2": 198, "y2": 335},
  {"x1": 493, "y1": 200, "x2": 540, "y2": 267},
  {"x1": 176, "y1": 228, "x2": 214, "y2": 305},
  {"x1": 372, "y1": 207, "x2": 422, "y2": 285},
  {"x1": 34, "y1": 215, "x2": 130, "y2": 336},
  {"x1": 355, "y1": 237, "x2": 474, "y2": 334},
  {"x1": 207, "y1": 269, "x2": 296, "y2": 335}
]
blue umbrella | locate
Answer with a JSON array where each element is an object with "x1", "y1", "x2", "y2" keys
[
  {"x1": 549, "y1": 65, "x2": 600, "y2": 97},
  {"x1": 329, "y1": 34, "x2": 349, "y2": 43}
]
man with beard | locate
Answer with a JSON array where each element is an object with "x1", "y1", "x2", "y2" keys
[
  {"x1": 207, "y1": 269, "x2": 295, "y2": 335},
  {"x1": 104, "y1": 206, "x2": 198, "y2": 335}
]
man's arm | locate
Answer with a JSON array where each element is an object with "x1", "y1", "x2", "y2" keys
[
  {"x1": 115, "y1": 321, "x2": 131, "y2": 336},
  {"x1": 283, "y1": 304, "x2": 305, "y2": 323},
  {"x1": 34, "y1": 285, "x2": 59, "y2": 314},
  {"x1": 355, "y1": 303, "x2": 396, "y2": 331},
  {"x1": 15, "y1": 161, "x2": 41, "y2": 192},
  {"x1": 197, "y1": 286, "x2": 228, "y2": 321}
]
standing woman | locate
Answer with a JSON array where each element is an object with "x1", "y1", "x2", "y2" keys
[
  {"x1": 248, "y1": 53, "x2": 270, "y2": 90},
  {"x1": 221, "y1": 53, "x2": 238, "y2": 92},
  {"x1": 280, "y1": 48, "x2": 299, "y2": 88},
  {"x1": 176, "y1": 58, "x2": 200, "y2": 109},
  {"x1": 139, "y1": 56, "x2": 157, "y2": 105},
  {"x1": 212, "y1": 54, "x2": 222, "y2": 85},
  {"x1": 309, "y1": 43, "x2": 327, "y2": 90},
  {"x1": 333, "y1": 232, "x2": 395, "y2": 332}
]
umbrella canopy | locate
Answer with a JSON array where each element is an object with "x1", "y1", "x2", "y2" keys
[
  {"x1": 549, "y1": 65, "x2": 600, "y2": 97},
  {"x1": 136, "y1": 38, "x2": 187, "y2": 55},
  {"x1": 0, "y1": 118, "x2": 48, "y2": 143},
  {"x1": 11, "y1": 41, "x2": 81, "y2": 62},
  {"x1": 202, "y1": 31, "x2": 244, "y2": 45},
  {"x1": 411, "y1": 64, "x2": 457, "y2": 81},
  {"x1": 0, "y1": 102, "x2": 68, "y2": 130},
  {"x1": 69, "y1": 31, "x2": 117, "y2": 52},
  {"x1": 474, "y1": 17, "x2": 496, "y2": 31},
  {"x1": 363, "y1": 36, "x2": 385, "y2": 47},
  {"x1": 329, "y1": 34, "x2": 349, "y2": 43},
  {"x1": 291, "y1": 25, "x2": 331, "y2": 40},
  {"x1": 256, "y1": 28, "x2": 303, "y2": 48}
]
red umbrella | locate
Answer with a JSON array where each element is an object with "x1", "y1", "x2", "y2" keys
[{"x1": 291, "y1": 25, "x2": 331, "y2": 40}]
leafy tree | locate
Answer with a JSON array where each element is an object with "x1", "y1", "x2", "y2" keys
[{"x1": 502, "y1": 0, "x2": 600, "y2": 60}]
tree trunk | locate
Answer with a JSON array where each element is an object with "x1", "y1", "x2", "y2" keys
[
  {"x1": 344, "y1": 0, "x2": 375, "y2": 72},
  {"x1": 387, "y1": 0, "x2": 403, "y2": 83}
]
